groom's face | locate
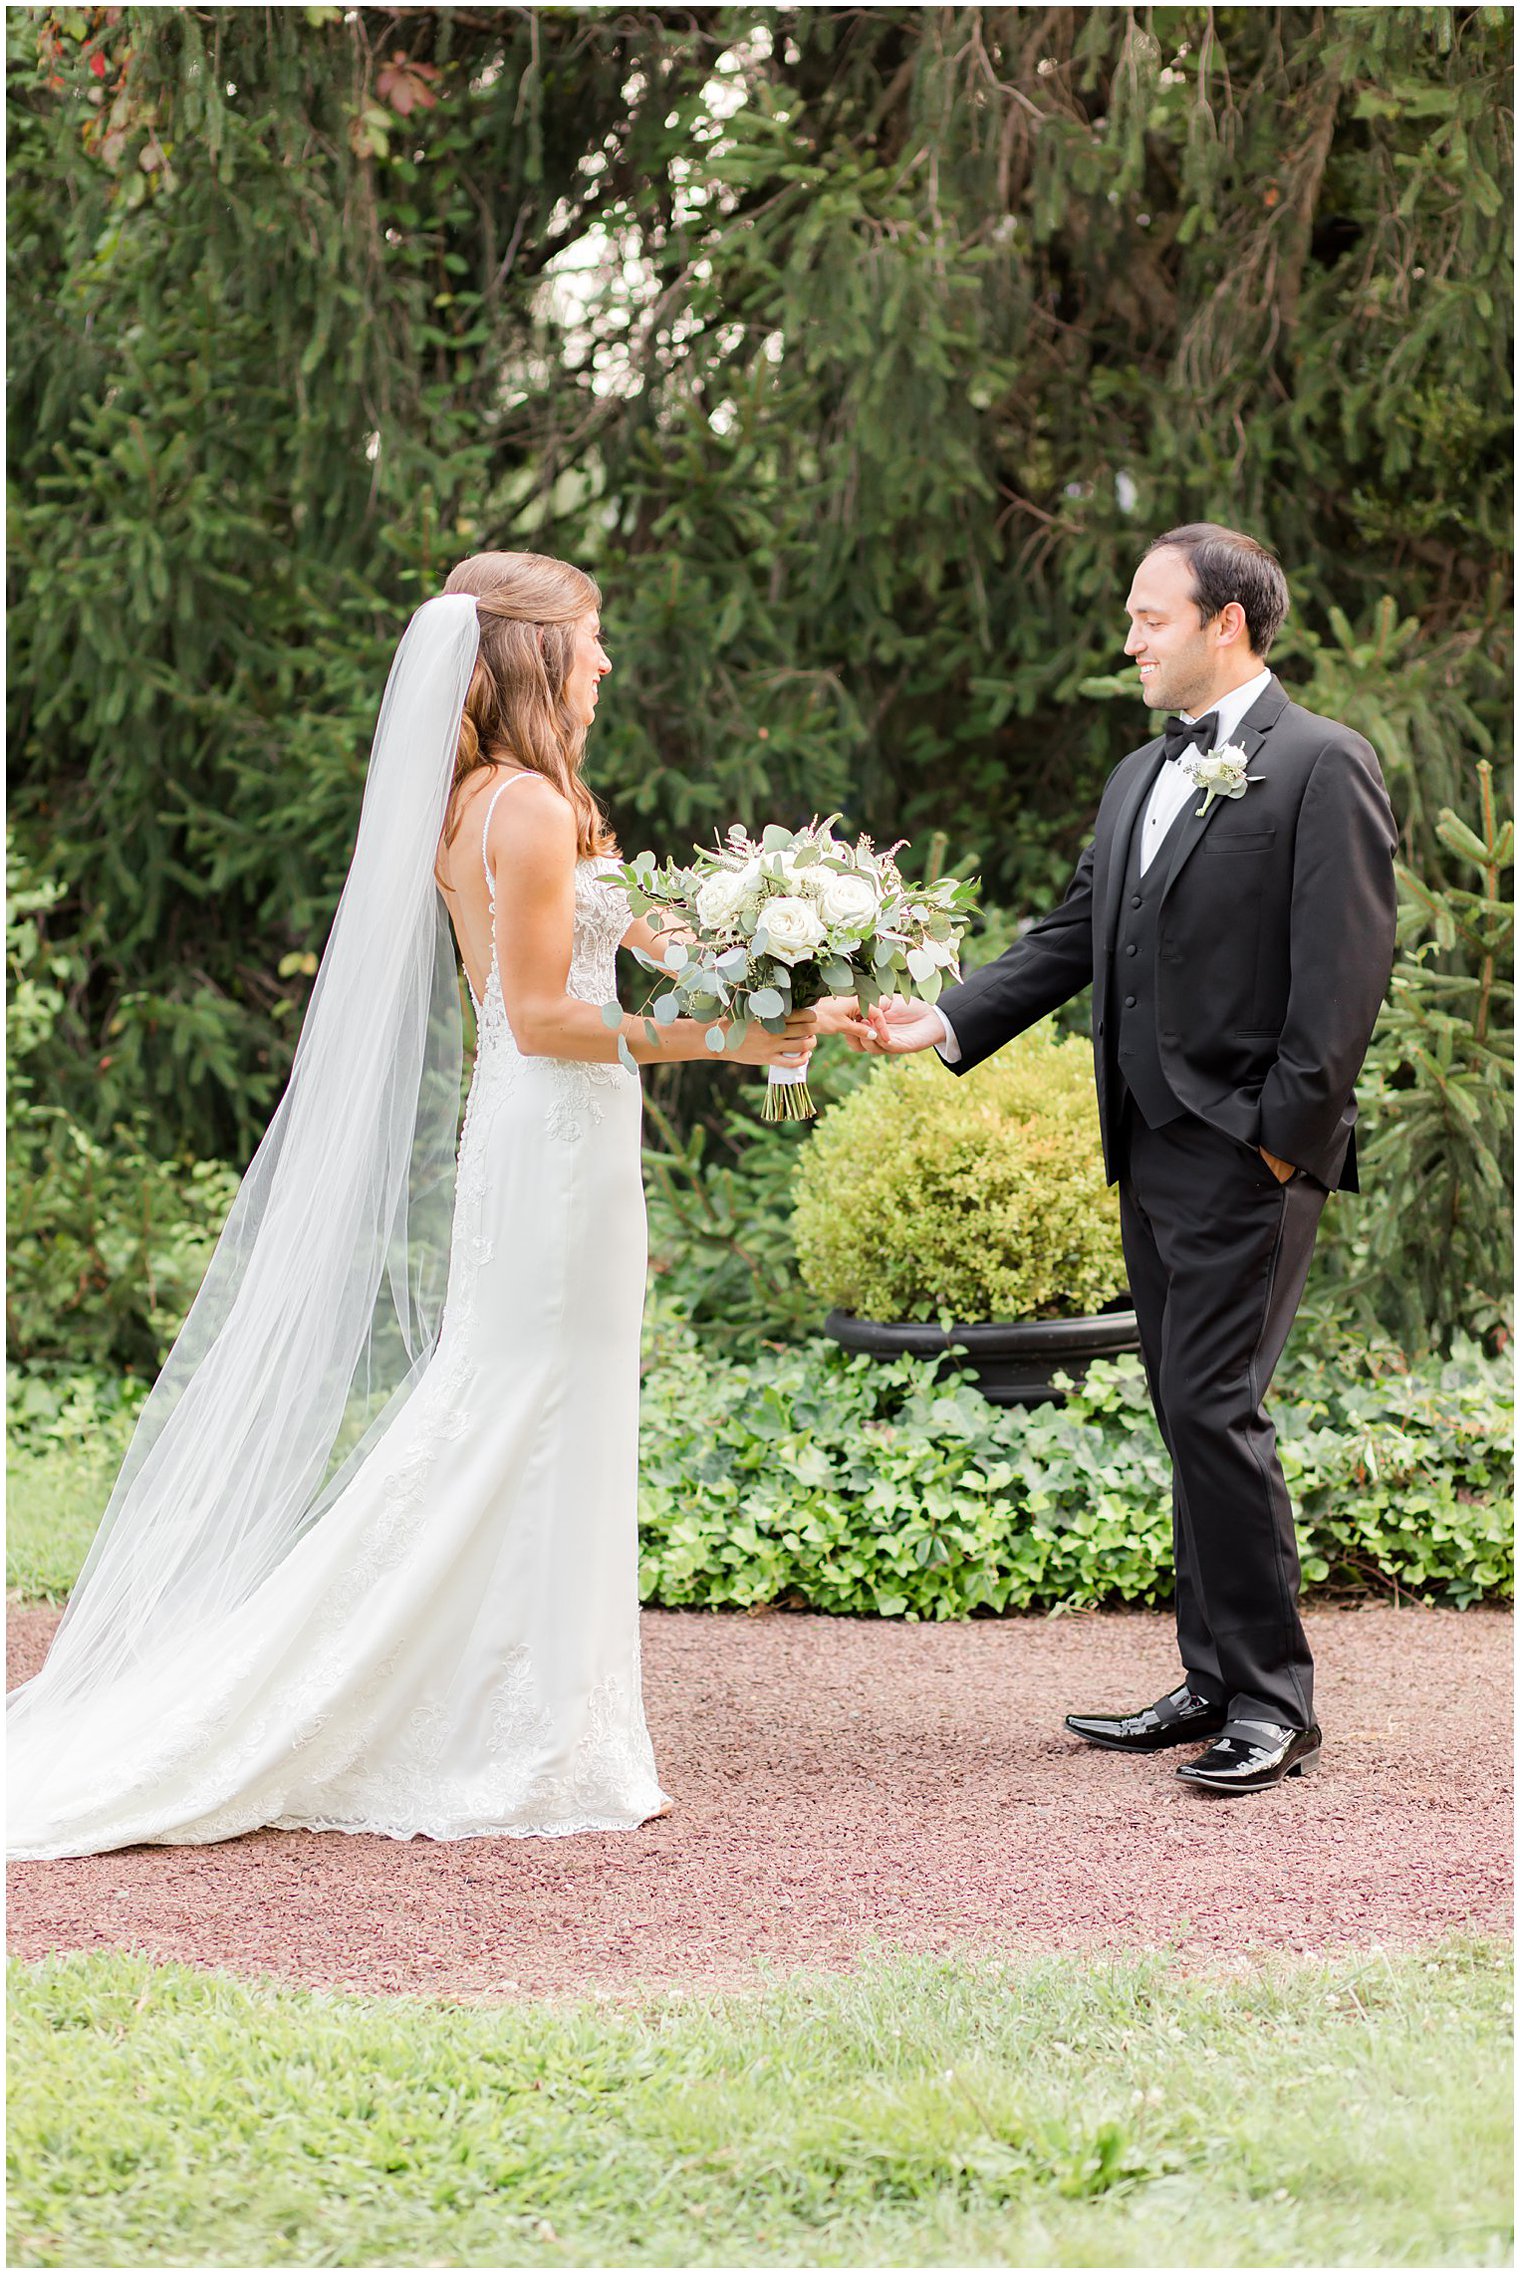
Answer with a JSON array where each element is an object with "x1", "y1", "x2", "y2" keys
[{"x1": 1123, "y1": 548, "x2": 1217, "y2": 716}]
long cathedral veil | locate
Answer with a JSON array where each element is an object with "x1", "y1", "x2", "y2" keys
[{"x1": 8, "y1": 594, "x2": 482, "y2": 1733}]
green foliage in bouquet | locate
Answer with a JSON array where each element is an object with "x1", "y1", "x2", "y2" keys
[
  {"x1": 616, "y1": 818, "x2": 975, "y2": 1031},
  {"x1": 613, "y1": 816, "x2": 976, "y2": 1119},
  {"x1": 638, "y1": 1334, "x2": 1513, "y2": 1620},
  {"x1": 792, "y1": 1027, "x2": 1126, "y2": 1324}
]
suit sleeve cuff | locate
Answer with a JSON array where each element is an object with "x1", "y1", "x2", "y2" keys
[{"x1": 933, "y1": 1008, "x2": 962, "y2": 1064}]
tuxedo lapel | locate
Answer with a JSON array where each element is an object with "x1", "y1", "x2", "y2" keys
[
  {"x1": 1161, "y1": 676, "x2": 1290, "y2": 904},
  {"x1": 1096, "y1": 737, "x2": 1168, "y2": 949}
]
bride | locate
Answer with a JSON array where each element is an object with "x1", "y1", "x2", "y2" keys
[{"x1": 7, "y1": 551, "x2": 821, "y2": 1857}]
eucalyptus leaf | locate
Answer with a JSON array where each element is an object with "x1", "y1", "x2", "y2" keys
[{"x1": 600, "y1": 1001, "x2": 623, "y2": 1029}]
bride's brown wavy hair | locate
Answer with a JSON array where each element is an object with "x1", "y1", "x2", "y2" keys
[{"x1": 435, "y1": 550, "x2": 617, "y2": 876}]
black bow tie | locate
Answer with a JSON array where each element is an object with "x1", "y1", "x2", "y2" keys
[{"x1": 1160, "y1": 712, "x2": 1219, "y2": 764}]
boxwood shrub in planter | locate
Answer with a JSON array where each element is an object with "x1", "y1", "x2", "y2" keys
[{"x1": 792, "y1": 1023, "x2": 1140, "y2": 1404}]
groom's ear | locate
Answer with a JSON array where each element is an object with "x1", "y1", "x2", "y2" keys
[{"x1": 1213, "y1": 599, "x2": 1250, "y2": 652}]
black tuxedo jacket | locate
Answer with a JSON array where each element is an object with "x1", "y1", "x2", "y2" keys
[{"x1": 937, "y1": 676, "x2": 1399, "y2": 1192}]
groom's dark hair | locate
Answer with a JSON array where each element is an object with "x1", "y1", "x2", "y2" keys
[{"x1": 1144, "y1": 523, "x2": 1290, "y2": 658}]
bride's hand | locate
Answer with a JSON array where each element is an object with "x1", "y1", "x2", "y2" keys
[
  {"x1": 734, "y1": 1009, "x2": 818, "y2": 1068},
  {"x1": 809, "y1": 994, "x2": 860, "y2": 1037}
]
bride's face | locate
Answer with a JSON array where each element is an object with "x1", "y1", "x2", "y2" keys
[{"x1": 562, "y1": 613, "x2": 611, "y2": 730}]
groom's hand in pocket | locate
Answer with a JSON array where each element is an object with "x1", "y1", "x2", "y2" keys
[{"x1": 1259, "y1": 1147, "x2": 1298, "y2": 1183}]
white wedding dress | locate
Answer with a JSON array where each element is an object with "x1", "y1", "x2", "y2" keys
[{"x1": 8, "y1": 779, "x2": 670, "y2": 1856}]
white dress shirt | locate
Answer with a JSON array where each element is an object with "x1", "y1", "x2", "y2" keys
[{"x1": 936, "y1": 669, "x2": 1273, "y2": 1063}]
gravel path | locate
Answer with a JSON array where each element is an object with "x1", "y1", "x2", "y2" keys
[{"x1": 8, "y1": 1602, "x2": 1511, "y2": 1998}]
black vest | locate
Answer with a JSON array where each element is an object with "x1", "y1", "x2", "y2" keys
[{"x1": 1112, "y1": 798, "x2": 1188, "y2": 1129}]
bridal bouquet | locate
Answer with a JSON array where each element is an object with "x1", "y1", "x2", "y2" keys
[{"x1": 604, "y1": 817, "x2": 978, "y2": 1119}]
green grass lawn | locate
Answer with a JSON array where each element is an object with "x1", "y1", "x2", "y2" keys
[{"x1": 8, "y1": 1942, "x2": 1511, "y2": 2269}]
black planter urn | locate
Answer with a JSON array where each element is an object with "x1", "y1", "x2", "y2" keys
[{"x1": 823, "y1": 1303, "x2": 1142, "y2": 1408}]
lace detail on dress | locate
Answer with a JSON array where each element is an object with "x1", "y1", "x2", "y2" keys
[{"x1": 267, "y1": 1637, "x2": 662, "y2": 1843}]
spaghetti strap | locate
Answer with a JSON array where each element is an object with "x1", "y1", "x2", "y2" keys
[{"x1": 480, "y1": 771, "x2": 537, "y2": 915}]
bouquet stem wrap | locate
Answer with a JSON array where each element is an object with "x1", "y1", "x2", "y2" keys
[{"x1": 764, "y1": 1061, "x2": 816, "y2": 1121}]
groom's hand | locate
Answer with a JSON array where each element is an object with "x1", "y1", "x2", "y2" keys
[
  {"x1": 1260, "y1": 1147, "x2": 1297, "y2": 1183},
  {"x1": 843, "y1": 996, "x2": 947, "y2": 1055}
]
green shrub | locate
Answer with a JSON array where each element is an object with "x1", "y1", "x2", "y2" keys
[
  {"x1": 638, "y1": 1332, "x2": 1512, "y2": 1619},
  {"x1": 1347, "y1": 759, "x2": 1512, "y2": 1352},
  {"x1": 8, "y1": 1128, "x2": 239, "y2": 1372},
  {"x1": 791, "y1": 1025, "x2": 1126, "y2": 1323},
  {"x1": 7, "y1": 836, "x2": 239, "y2": 1371}
]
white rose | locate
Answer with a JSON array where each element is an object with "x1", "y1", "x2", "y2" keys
[
  {"x1": 759, "y1": 894, "x2": 826, "y2": 964},
  {"x1": 816, "y1": 870, "x2": 880, "y2": 933},
  {"x1": 1190, "y1": 743, "x2": 1252, "y2": 793},
  {"x1": 695, "y1": 864, "x2": 758, "y2": 932},
  {"x1": 769, "y1": 850, "x2": 824, "y2": 898}
]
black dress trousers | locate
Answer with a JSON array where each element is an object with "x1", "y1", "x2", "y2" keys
[{"x1": 1116, "y1": 1099, "x2": 1327, "y2": 1730}]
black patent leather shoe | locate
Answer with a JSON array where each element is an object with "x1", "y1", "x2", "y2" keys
[
  {"x1": 1064, "y1": 1684, "x2": 1228, "y2": 1753},
  {"x1": 1176, "y1": 1720, "x2": 1323, "y2": 1793}
]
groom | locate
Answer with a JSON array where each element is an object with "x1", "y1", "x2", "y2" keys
[{"x1": 853, "y1": 524, "x2": 1398, "y2": 1793}]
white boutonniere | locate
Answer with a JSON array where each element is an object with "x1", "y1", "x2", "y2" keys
[{"x1": 1181, "y1": 741, "x2": 1266, "y2": 818}]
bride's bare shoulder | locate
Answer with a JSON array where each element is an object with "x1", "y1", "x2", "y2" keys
[
  {"x1": 480, "y1": 768, "x2": 576, "y2": 885},
  {"x1": 440, "y1": 767, "x2": 572, "y2": 894}
]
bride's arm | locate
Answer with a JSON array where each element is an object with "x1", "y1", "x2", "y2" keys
[
  {"x1": 621, "y1": 912, "x2": 697, "y2": 970},
  {"x1": 491, "y1": 784, "x2": 815, "y2": 1070}
]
